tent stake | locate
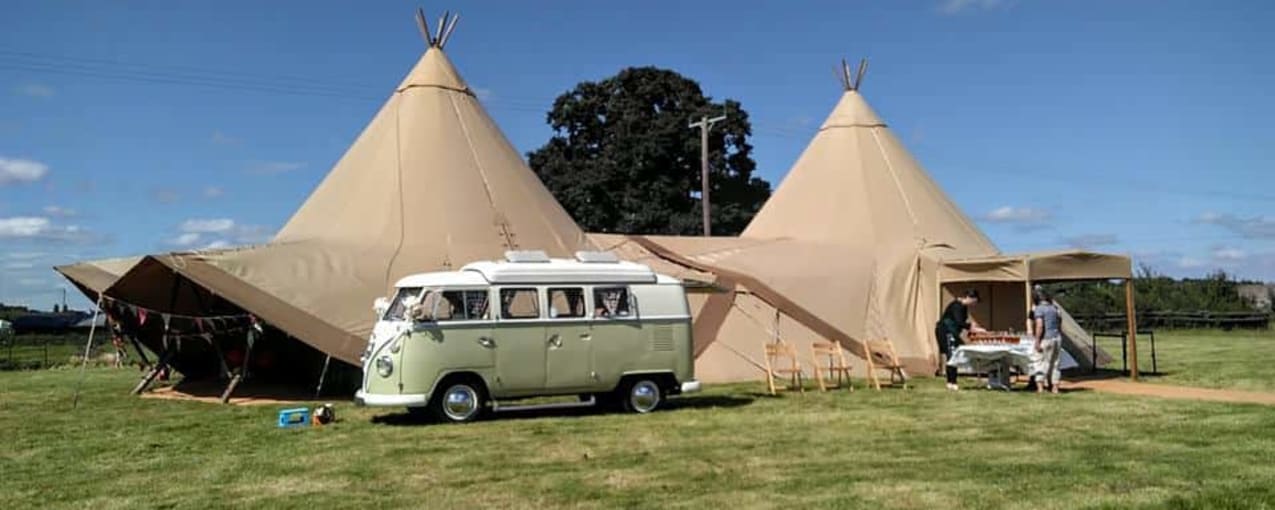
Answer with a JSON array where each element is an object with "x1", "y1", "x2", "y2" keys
[{"x1": 71, "y1": 293, "x2": 104, "y2": 409}]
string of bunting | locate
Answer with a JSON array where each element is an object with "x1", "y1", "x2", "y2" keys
[
  {"x1": 98, "y1": 294, "x2": 259, "y2": 330},
  {"x1": 96, "y1": 295, "x2": 264, "y2": 353}
]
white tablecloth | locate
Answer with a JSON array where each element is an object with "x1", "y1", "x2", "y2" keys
[{"x1": 947, "y1": 337, "x2": 1080, "y2": 386}]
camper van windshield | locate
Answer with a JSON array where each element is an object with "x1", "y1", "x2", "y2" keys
[{"x1": 384, "y1": 287, "x2": 424, "y2": 320}]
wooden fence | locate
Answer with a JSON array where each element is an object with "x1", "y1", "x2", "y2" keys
[{"x1": 1072, "y1": 311, "x2": 1270, "y2": 332}]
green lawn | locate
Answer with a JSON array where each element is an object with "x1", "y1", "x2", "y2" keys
[
  {"x1": 2, "y1": 364, "x2": 1274, "y2": 509},
  {"x1": 1092, "y1": 328, "x2": 1275, "y2": 392},
  {"x1": 3, "y1": 330, "x2": 1275, "y2": 509}
]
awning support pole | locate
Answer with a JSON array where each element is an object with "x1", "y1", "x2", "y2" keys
[
  {"x1": 71, "y1": 293, "x2": 105, "y2": 409},
  {"x1": 1125, "y1": 279, "x2": 1139, "y2": 381},
  {"x1": 315, "y1": 354, "x2": 332, "y2": 399},
  {"x1": 132, "y1": 349, "x2": 171, "y2": 395},
  {"x1": 219, "y1": 325, "x2": 257, "y2": 404}
]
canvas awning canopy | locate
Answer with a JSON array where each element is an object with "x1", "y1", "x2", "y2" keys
[
  {"x1": 938, "y1": 250, "x2": 1132, "y2": 284},
  {"x1": 54, "y1": 256, "x2": 144, "y2": 296}
]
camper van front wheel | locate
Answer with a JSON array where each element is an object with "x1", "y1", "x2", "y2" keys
[
  {"x1": 623, "y1": 379, "x2": 663, "y2": 414},
  {"x1": 429, "y1": 377, "x2": 488, "y2": 423}
]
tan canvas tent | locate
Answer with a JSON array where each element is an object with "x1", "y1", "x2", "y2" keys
[
  {"x1": 62, "y1": 19, "x2": 591, "y2": 376},
  {"x1": 592, "y1": 64, "x2": 1128, "y2": 380},
  {"x1": 54, "y1": 256, "x2": 143, "y2": 298}
]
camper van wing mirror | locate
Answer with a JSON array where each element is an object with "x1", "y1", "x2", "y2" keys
[{"x1": 373, "y1": 297, "x2": 390, "y2": 317}]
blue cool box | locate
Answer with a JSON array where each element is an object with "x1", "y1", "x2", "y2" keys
[{"x1": 277, "y1": 407, "x2": 310, "y2": 428}]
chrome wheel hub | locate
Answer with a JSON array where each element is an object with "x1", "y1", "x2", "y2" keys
[
  {"x1": 629, "y1": 381, "x2": 660, "y2": 413},
  {"x1": 443, "y1": 385, "x2": 479, "y2": 421}
]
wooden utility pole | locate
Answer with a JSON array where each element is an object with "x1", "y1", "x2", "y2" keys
[{"x1": 688, "y1": 114, "x2": 727, "y2": 236}]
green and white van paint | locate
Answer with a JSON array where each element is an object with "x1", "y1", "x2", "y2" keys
[{"x1": 355, "y1": 250, "x2": 699, "y2": 422}]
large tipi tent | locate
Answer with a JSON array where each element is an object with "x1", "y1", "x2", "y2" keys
[
  {"x1": 61, "y1": 13, "x2": 592, "y2": 376},
  {"x1": 591, "y1": 61, "x2": 1123, "y2": 381}
]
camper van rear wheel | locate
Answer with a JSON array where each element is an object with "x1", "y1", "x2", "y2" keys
[
  {"x1": 622, "y1": 378, "x2": 663, "y2": 414},
  {"x1": 429, "y1": 378, "x2": 487, "y2": 423}
]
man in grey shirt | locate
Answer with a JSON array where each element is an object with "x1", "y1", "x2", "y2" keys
[{"x1": 1032, "y1": 290, "x2": 1064, "y2": 394}]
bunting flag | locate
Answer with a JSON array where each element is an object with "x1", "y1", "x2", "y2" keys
[{"x1": 137, "y1": 308, "x2": 148, "y2": 326}]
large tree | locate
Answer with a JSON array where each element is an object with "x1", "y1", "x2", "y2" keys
[{"x1": 528, "y1": 67, "x2": 771, "y2": 236}]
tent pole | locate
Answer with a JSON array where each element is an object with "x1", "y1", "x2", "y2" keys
[
  {"x1": 71, "y1": 293, "x2": 105, "y2": 409},
  {"x1": 132, "y1": 349, "x2": 171, "y2": 395},
  {"x1": 315, "y1": 354, "x2": 332, "y2": 399},
  {"x1": 1125, "y1": 279, "x2": 1139, "y2": 381},
  {"x1": 220, "y1": 325, "x2": 257, "y2": 404}
]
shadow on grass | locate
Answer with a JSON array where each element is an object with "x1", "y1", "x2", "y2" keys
[
  {"x1": 370, "y1": 394, "x2": 756, "y2": 426},
  {"x1": 1065, "y1": 368, "x2": 1171, "y2": 382}
]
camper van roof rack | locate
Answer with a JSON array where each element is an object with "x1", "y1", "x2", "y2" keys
[
  {"x1": 574, "y1": 251, "x2": 619, "y2": 263},
  {"x1": 504, "y1": 250, "x2": 550, "y2": 263}
]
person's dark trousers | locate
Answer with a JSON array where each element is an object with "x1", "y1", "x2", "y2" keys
[{"x1": 943, "y1": 333, "x2": 959, "y2": 384}]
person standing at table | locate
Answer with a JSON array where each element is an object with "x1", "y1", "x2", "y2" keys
[
  {"x1": 936, "y1": 289, "x2": 986, "y2": 391},
  {"x1": 1032, "y1": 290, "x2": 1064, "y2": 394}
]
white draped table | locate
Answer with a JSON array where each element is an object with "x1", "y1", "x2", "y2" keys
[{"x1": 947, "y1": 336, "x2": 1079, "y2": 390}]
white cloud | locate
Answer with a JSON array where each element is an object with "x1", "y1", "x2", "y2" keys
[
  {"x1": 171, "y1": 232, "x2": 202, "y2": 247},
  {"x1": 0, "y1": 216, "x2": 95, "y2": 243},
  {"x1": 210, "y1": 130, "x2": 240, "y2": 145},
  {"x1": 1197, "y1": 212, "x2": 1275, "y2": 240},
  {"x1": 169, "y1": 218, "x2": 272, "y2": 249},
  {"x1": 180, "y1": 218, "x2": 236, "y2": 234},
  {"x1": 984, "y1": 206, "x2": 1050, "y2": 223},
  {"x1": 5, "y1": 252, "x2": 47, "y2": 260},
  {"x1": 42, "y1": 205, "x2": 77, "y2": 218},
  {"x1": 1176, "y1": 257, "x2": 1206, "y2": 269},
  {"x1": 203, "y1": 186, "x2": 225, "y2": 198},
  {"x1": 938, "y1": 0, "x2": 1011, "y2": 15},
  {"x1": 1213, "y1": 247, "x2": 1247, "y2": 261},
  {"x1": 981, "y1": 206, "x2": 1052, "y2": 231},
  {"x1": 152, "y1": 189, "x2": 181, "y2": 204},
  {"x1": 15, "y1": 83, "x2": 54, "y2": 98},
  {"x1": 0, "y1": 157, "x2": 49, "y2": 186},
  {"x1": 17, "y1": 278, "x2": 47, "y2": 287},
  {"x1": 246, "y1": 161, "x2": 305, "y2": 175},
  {"x1": 0, "y1": 217, "x2": 52, "y2": 237},
  {"x1": 1062, "y1": 234, "x2": 1118, "y2": 249},
  {"x1": 3, "y1": 262, "x2": 35, "y2": 270}
]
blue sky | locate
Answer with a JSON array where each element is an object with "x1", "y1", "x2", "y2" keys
[{"x1": 2, "y1": 0, "x2": 1273, "y2": 309}]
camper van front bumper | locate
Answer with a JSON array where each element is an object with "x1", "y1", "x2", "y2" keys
[
  {"x1": 680, "y1": 380, "x2": 702, "y2": 394},
  {"x1": 354, "y1": 390, "x2": 429, "y2": 408}
]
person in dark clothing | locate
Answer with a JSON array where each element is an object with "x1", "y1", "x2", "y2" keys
[{"x1": 936, "y1": 289, "x2": 985, "y2": 391}]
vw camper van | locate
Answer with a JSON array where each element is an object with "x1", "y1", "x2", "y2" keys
[{"x1": 354, "y1": 250, "x2": 700, "y2": 422}]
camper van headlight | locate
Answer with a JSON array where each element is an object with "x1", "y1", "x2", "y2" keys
[{"x1": 375, "y1": 356, "x2": 394, "y2": 378}]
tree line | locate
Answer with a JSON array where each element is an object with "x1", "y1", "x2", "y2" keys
[{"x1": 1049, "y1": 267, "x2": 1266, "y2": 318}]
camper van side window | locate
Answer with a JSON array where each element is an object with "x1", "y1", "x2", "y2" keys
[
  {"x1": 463, "y1": 290, "x2": 490, "y2": 320},
  {"x1": 547, "y1": 288, "x2": 586, "y2": 319},
  {"x1": 499, "y1": 288, "x2": 540, "y2": 319},
  {"x1": 592, "y1": 287, "x2": 634, "y2": 319}
]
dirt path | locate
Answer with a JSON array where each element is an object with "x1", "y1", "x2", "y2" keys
[{"x1": 1066, "y1": 379, "x2": 1275, "y2": 406}]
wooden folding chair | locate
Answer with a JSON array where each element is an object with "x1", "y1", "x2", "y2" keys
[
  {"x1": 810, "y1": 341, "x2": 853, "y2": 392},
  {"x1": 863, "y1": 339, "x2": 908, "y2": 390},
  {"x1": 763, "y1": 342, "x2": 805, "y2": 395}
]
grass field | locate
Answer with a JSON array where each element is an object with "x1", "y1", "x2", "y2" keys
[
  {"x1": 2, "y1": 332, "x2": 1274, "y2": 509},
  {"x1": 1093, "y1": 328, "x2": 1275, "y2": 392}
]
